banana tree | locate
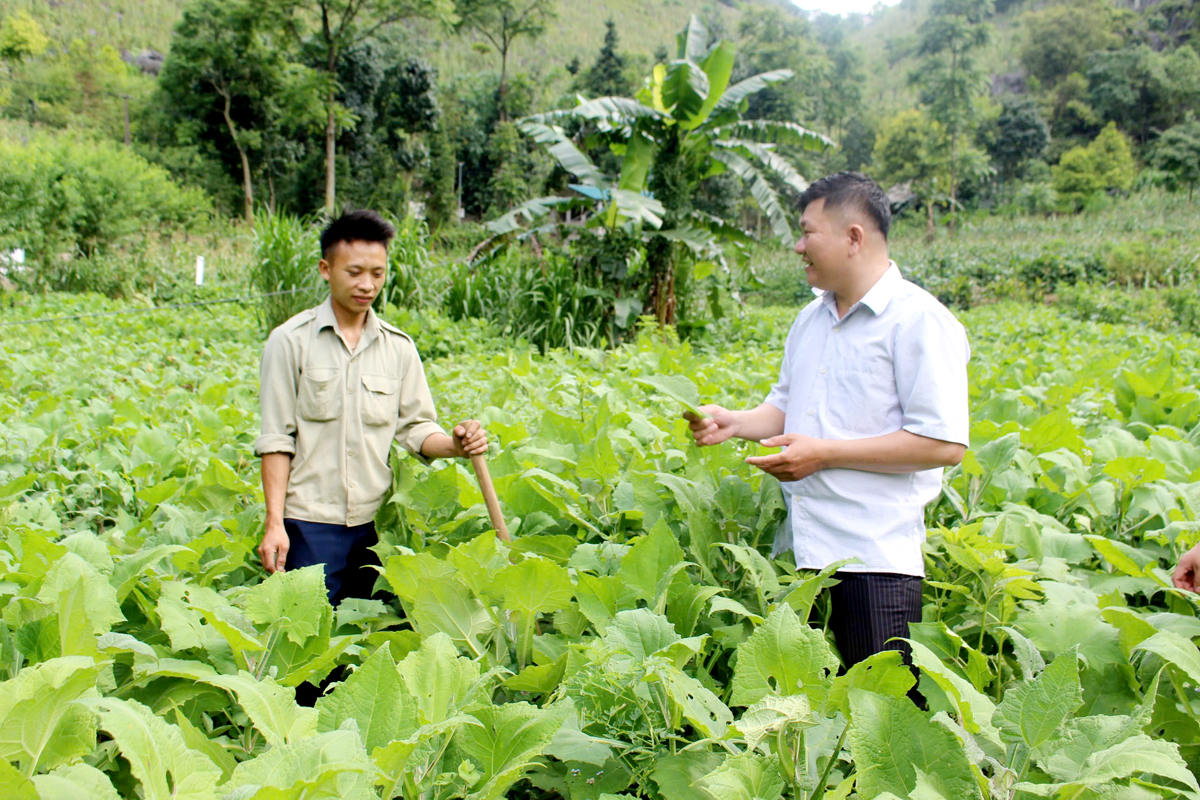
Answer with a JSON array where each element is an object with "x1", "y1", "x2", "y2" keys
[{"x1": 487, "y1": 15, "x2": 834, "y2": 325}]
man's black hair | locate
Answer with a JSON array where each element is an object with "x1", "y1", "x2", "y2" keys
[
  {"x1": 319, "y1": 209, "x2": 396, "y2": 258},
  {"x1": 798, "y1": 172, "x2": 892, "y2": 240}
]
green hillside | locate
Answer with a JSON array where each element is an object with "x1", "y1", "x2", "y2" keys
[{"x1": 6, "y1": 0, "x2": 749, "y2": 74}]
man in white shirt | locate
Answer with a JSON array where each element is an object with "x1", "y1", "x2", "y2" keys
[{"x1": 687, "y1": 172, "x2": 970, "y2": 672}]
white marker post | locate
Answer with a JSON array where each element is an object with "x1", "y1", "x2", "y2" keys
[{"x1": 195, "y1": 255, "x2": 205, "y2": 286}]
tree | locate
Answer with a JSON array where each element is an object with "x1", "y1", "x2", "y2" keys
[
  {"x1": 0, "y1": 10, "x2": 49, "y2": 68},
  {"x1": 489, "y1": 16, "x2": 831, "y2": 325},
  {"x1": 1151, "y1": 118, "x2": 1200, "y2": 199},
  {"x1": 981, "y1": 96, "x2": 1049, "y2": 183},
  {"x1": 582, "y1": 19, "x2": 631, "y2": 98},
  {"x1": 910, "y1": 0, "x2": 993, "y2": 231},
  {"x1": 281, "y1": 0, "x2": 454, "y2": 213},
  {"x1": 873, "y1": 108, "x2": 947, "y2": 239},
  {"x1": 454, "y1": 0, "x2": 557, "y2": 122},
  {"x1": 425, "y1": 123, "x2": 458, "y2": 227},
  {"x1": 1052, "y1": 122, "x2": 1136, "y2": 209},
  {"x1": 1021, "y1": 0, "x2": 1123, "y2": 87},
  {"x1": 160, "y1": 0, "x2": 317, "y2": 225}
]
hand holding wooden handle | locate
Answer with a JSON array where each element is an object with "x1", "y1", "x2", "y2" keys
[{"x1": 470, "y1": 453, "x2": 510, "y2": 541}]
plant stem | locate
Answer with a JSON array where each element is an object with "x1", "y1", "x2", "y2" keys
[{"x1": 810, "y1": 721, "x2": 848, "y2": 800}]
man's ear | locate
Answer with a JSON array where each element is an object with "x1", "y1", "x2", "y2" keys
[
  {"x1": 846, "y1": 222, "x2": 866, "y2": 255},
  {"x1": 318, "y1": 258, "x2": 331, "y2": 281}
]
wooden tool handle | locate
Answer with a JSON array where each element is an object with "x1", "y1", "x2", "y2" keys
[{"x1": 470, "y1": 453, "x2": 511, "y2": 541}]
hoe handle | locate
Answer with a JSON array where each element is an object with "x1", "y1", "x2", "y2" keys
[{"x1": 470, "y1": 454, "x2": 511, "y2": 541}]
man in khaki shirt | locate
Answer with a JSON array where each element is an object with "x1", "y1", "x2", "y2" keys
[{"x1": 254, "y1": 210, "x2": 488, "y2": 605}]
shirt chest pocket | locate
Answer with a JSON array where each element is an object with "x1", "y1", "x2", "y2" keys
[
  {"x1": 826, "y1": 357, "x2": 895, "y2": 435},
  {"x1": 297, "y1": 368, "x2": 343, "y2": 422},
  {"x1": 361, "y1": 374, "x2": 400, "y2": 426}
]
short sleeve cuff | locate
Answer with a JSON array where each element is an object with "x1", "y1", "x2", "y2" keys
[
  {"x1": 902, "y1": 422, "x2": 969, "y2": 448},
  {"x1": 254, "y1": 434, "x2": 296, "y2": 456},
  {"x1": 400, "y1": 422, "x2": 448, "y2": 466},
  {"x1": 764, "y1": 389, "x2": 788, "y2": 413}
]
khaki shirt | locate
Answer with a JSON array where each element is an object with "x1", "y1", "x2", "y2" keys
[{"x1": 254, "y1": 297, "x2": 446, "y2": 526}]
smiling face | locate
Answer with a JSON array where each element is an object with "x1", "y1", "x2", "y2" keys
[
  {"x1": 793, "y1": 198, "x2": 847, "y2": 293},
  {"x1": 319, "y1": 239, "x2": 388, "y2": 318}
]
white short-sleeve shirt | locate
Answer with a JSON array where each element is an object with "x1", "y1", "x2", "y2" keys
[{"x1": 764, "y1": 263, "x2": 970, "y2": 576}]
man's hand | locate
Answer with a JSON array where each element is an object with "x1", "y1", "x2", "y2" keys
[
  {"x1": 453, "y1": 420, "x2": 489, "y2": 457},
  {"x1": 258, "y1": 521, "x2": 290, "y2": 574},
  {"x1": 686, "y1": 404, "x2": 741, "y2": 446},
  {"x1": 745, "y1": 433, "x2": 828, "y2": 482},
  {"x1": 1173, "y1": 544, "x2": 1200, "y2": 592}
]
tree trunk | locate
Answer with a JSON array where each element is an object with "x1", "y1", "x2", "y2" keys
[
  {"x1": 220, "y1": 90, "x2": 254, "y2": 228},
  {"x1": 925, "y1": 199, "x2": 936, "y2": 243},
  {"x1": 324, "y1": 91, "x2": 337, "y2": 213},
  {"x1": 498, "y1": 45, "x2": 509, "y2": 122}
]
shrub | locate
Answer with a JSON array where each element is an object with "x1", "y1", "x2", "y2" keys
[
  {"x1": 0, "y1": 133, "x2": 211, "y2": 267},
  {"x1": 1051, "y1": 122, "x2": 1136, "y2": 210},
  {"x1": 249, "y1": 210, "x2": 323, "y2": 334},
  {"x1": 446, "y1": 245, "x2": 613, "y2": 352}
]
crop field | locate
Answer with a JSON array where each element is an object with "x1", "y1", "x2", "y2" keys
[{"x1": 2, "y1": 293, "x2": 1200, "y2": 799}]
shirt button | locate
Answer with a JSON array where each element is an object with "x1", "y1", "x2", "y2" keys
[
  {"x1": 348, "y1": 386, "x2": 355, "y2": 394},
  {"x1": 347, "y1": 450, "x2": 355, "y2": 458},
  {"x1": 820, "y1": 367, "x2": 827, "y2": 375},
  {"x1": 807, "y1": 409, "x2": 815, "y2": 416},
  {"x1": 348, "y1": 482, "x2": 355, "y2": 489},
  {"x1": 832, "y1": 327, "x2": 840, "y2": 333}
]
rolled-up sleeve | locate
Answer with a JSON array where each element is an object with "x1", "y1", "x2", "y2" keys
[
  {"x1": 395, "y1": 345, "x2": 446, "y2": 464},
  {"x1": 893, "y1": 307, "x2": 970, "y2": 446},
  {"x1": 254, "y1": 328, "x2": 299, "y2": 456}
]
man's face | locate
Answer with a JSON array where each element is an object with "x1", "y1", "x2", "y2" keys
[
  {"x1": 793, "y1": 198, "x2": 846, "y2": 291},
  {"x1": 319, "y1": 239, "x2": 388, "y2": 315}
]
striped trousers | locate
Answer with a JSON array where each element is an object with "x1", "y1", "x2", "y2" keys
[{"x1": 826, "y1": 571, "x2": 924, "y2": 670}]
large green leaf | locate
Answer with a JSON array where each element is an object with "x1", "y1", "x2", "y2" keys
[
  {"x1": 1133, "y1": 629, "x2": 1200, "y2": 685},
  {"x1": 397, "y1": 632, "x2": 481, "y2": 725},
  {"x1": 683, "y1": 40, "x2": 735, "y2": 131},
  {"x1": 994, "y1": 650, "x2": 1082, "y2": 750},
  {"x1": 714, "y1": 119, "x2": 835, "y2": 151},
  {"x1": 734, "y1": 694, "x2": 812, "y2": 752},
  {"x1": 653, "y1": 664, "x2": 732, "y2": 739},
  {"x1": 495, "y1": 557, "x2": 575, "y2": 619},
  {"x1": 86, "y1": 697, "x2": 222, "y2": 800},
  {"x1": 203, "y1": 672, "x2": 318, "y2": 747},
  {"x1": 222, "y1": 728, "x2": 376, "y2": 800},
  {"x1": 0, "y1": 656, "x2": 99, "y2": 774},
  {"x1": 676, "y1": 14, "x2": 708, "y2": 62},
  {"x1": 242, "y1": 564, "x2": 331, "y2": 645},
  {"x1": 519, "y1": 123, "x2": 608, "y2": 189},
  {"x1": 653, "y1": 750, "x2": 725, "y2": 800},
  {"x1": 606, "y1": 609, "x2": 681, "y2": 662},
  {"x1": 729, "y1": 605, "x2": 838, "y2": 707},
  {"x1": 454, "y1": 702, "x2": 567, "y2": 800},
  {"x1": 711, "y1": 149, "x2": 794, "y2": 243},
  {"x1": 717, "y1": 139, "x2": 809, "y2": 195},
  {"x1": 617, "y1": 524, "x2": 688, "y2": 603},
  {"x1": 907, "y1": 639, "x2": 997, "y2": 737},
  {"x1": 30, "y1": 763, "x2": 120, "y2": 800},
  {"x1": 846, "y1": 689, "x2": 982, "y2": 800},
  {"x1": 699, "y1": 752, "x2": 785, "y2": 800},
  {"x1": 317, "y1": 645, "x2": 417, "y2": 752},
  {"x1": 36, "y1": 552, "x2": 124, "y2": 657},
  {"x1": 714, "y1": 70, "x2": 795, "y2": 112}
]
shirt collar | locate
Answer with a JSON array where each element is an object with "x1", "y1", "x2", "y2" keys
[
  {"x1": 813, "y1": 261, "x2": 903, "y2": 317},
  {"x1": 314, "y1": 295, "x2": 380, "y2": 350}
]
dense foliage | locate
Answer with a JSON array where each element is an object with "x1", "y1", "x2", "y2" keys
[{"x1": 1, "y1": 293, "x2": 1200, "y2": 799}]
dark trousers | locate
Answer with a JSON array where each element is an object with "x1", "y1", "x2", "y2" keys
[
  {"x1": 826, "y1": 571, "x2": 924, "y2": 704},
  {"x1": 283, "y1": 518, "x2": 381, "y2": 606},
  {"x1": 284, "y1": 518, "x2": 382, "y2": 706}
]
